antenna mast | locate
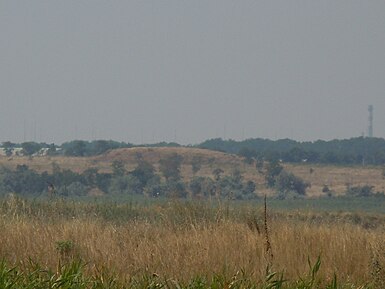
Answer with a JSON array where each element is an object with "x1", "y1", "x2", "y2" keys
[{"x1": 368, "y1": 105, "x2": 373, "y2": 138}]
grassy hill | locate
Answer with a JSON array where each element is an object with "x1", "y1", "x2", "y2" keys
[{"x1": 1, "y1": 146, "x2": 385, "y2": 197}]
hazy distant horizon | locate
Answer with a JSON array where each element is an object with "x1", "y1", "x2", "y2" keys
[
  {"x1": 2, "y1": 135, "x2": 384, "y2": 148},
  {"x1": 1, "y1": 1, "x2": 385, "y2": 145}
]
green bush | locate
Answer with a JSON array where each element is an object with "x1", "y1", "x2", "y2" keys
[
  {"x1": 275, "y1": 170, "x2": 309, "y2": 199},
  {"x1": 346, "y1": 185, "x2": 374, "y2": 197}
]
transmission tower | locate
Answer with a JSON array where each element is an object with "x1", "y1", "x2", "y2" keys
[{"x1": 368, "y1": 105, "x2": 373, "y2": 138}]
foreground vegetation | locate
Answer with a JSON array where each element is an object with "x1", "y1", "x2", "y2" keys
[{"x1": 0, "y1": 196, "x2": 384, "y2": 288}]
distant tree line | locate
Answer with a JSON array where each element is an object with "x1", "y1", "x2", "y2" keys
[
  {"x1": 3, "y1": 137, "x2": 385, "y2": 165},
  {"x1": 0, "y1": 140, "x2": 180, "y2": 157},
  {"x1": 199, "y1": 137, "x2": 385, "y2": 165}
]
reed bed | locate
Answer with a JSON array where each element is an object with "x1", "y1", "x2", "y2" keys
[{"x1": 0, "y1": 195, "x2": 384, "y2": 288}]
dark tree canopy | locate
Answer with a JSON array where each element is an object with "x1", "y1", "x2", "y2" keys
[
  {"x1": 199, "y1": 137, "x2": 385, "y2": 165},
  {"x1": 159, "y1": 153, "x2": 183, "y2": 181}
]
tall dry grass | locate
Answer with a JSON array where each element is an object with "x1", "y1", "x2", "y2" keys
[{"x1": 0, "y1": 196, "x2": 384, "y2": 286}]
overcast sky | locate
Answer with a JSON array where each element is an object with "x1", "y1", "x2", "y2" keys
[{"x1": 1, "y1": 1, "x2": 385, "y2": 145}]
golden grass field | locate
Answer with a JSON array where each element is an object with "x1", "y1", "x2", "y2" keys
[
  {"x1": 0, "y1": 197, "x2": 384, "y2": 288},
  {"x1": 1, "y1": 147, "x2": 385, "y2": 197}
]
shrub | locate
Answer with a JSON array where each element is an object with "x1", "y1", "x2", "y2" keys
[
  {"x1": 57, "y1": 182, "x2": 89, "y2": 197},
  {"x1": 108, "y1": 175, "x2": 142, "y2": 195},
  {"x1": 56, "y1": 240, "x2": 75, "y2": 259},
  {"x1": 275, "y1": 170, "x2": 309, "y2": 198},
  {"x1": 265, "y1": 160, "x2": 283, "y2": 187},
  {"x1": 189, "y1": 177, "x2": 215, "y2": 198},
  {"x1": 346, "y1": 185, "x2": 374, "y2": 197},
  {"x1": 159, "y1": 153, "x2": 183, "y2": 181},
  {"x1": 164, "y1": 180, "x2": 187, "y2": 198}
]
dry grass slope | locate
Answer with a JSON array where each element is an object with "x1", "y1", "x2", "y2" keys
[{"x1": 1, "y1": 146, "x2": 385, "y2": 196}]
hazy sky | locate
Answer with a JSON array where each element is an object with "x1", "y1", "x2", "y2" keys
[{"x1": 1, "y1": 1, "x2": 385, "y2": 145}]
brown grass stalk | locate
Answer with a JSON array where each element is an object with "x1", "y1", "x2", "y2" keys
[{"x1": 0, "y1": 201, "x2": 384, "y2": 285}]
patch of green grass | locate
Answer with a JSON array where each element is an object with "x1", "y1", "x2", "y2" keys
[
  {"x1": 264, "y1": 195, "x2": 385, "y2": 214},
  {"x1": 0, "y1": 258, "x2": 376, "y2": 288}
]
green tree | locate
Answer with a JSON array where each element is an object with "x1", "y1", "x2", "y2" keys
[
  {"x1": 164, "y1": 179, "x2": 187, "y2": 198},
  {"x1": 63, "y1": 140, "x2": 87, "y2": 156},
  {"x1": 189, "y1": 177, "x2": 203, "y2": 196},
  {"x1": 283, "y1": 147, "x2": 307, "y2": 162},
  {"x1": 46, "y1": 143, "x2": 57, "y2": 156},
  {"x1": 238, "y1": 147, "x2": 256, "y2": 164},
  {"x1": 189, "y1": 176, "x2": 215, "y2": 198},
  {"x1": 2, "y1": 141, "x2": 15, "y2": 157},
  {"x1": 90, "y1": 140, "x2": 125, "y2": 155},
  {"x1": 50, "y1": 168, "x2": 83, "y2": 189},
  {"x1": 112, "y1": 160, "x2": 126, "y2": 177},
  {"x1": 143, "y1": 175, "x2": 163, "y2": 197},
  {"x1": 265, "y1": 160, "x2": 283, "y2": 187},
  {"x1": 94, "y1": 172, "x2": 112, "y2": 193},
  {"x1": 159, "y1": 153, "x2": 183, "y2": 181},
  {"x1": 109, "y1": 175, "x2": 141, "y2": 195},
  {"x1": 275, "y1": 170, "x2": 309, "y2": 198},
  {"x1": 82, "y1": 168, "x2": 99, "y2": 187},
  {"x1": 92, "y1": 140, "x2": 110, "y2": 155},
  {"x1": 231, "y1": 168, "x2": 243, "y2": 184},
  {"x1": 58, "y1": 181, "x2": 89, "y2": 197},
  {"x1": 212, "y1": 168, "x2": 224, "y2": 182},
  {"x1": 21, "y1": 142, "x2": 41, "y2": 156},
  {"x1": 191, "y1": 156, "x2": 202, "y2": 175},
  {"x1": 131, "y1": 160, "x2": 156, "y2": 188},
  {"x1": 244, "y1": 180, "x2": 256, "y2": 195},
  {"x1": 255, "y1": 157, "x2": 264, "y2": 174},
  {"x1": 1, "y1": 165, "x2": 45, "y2": 195}
]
